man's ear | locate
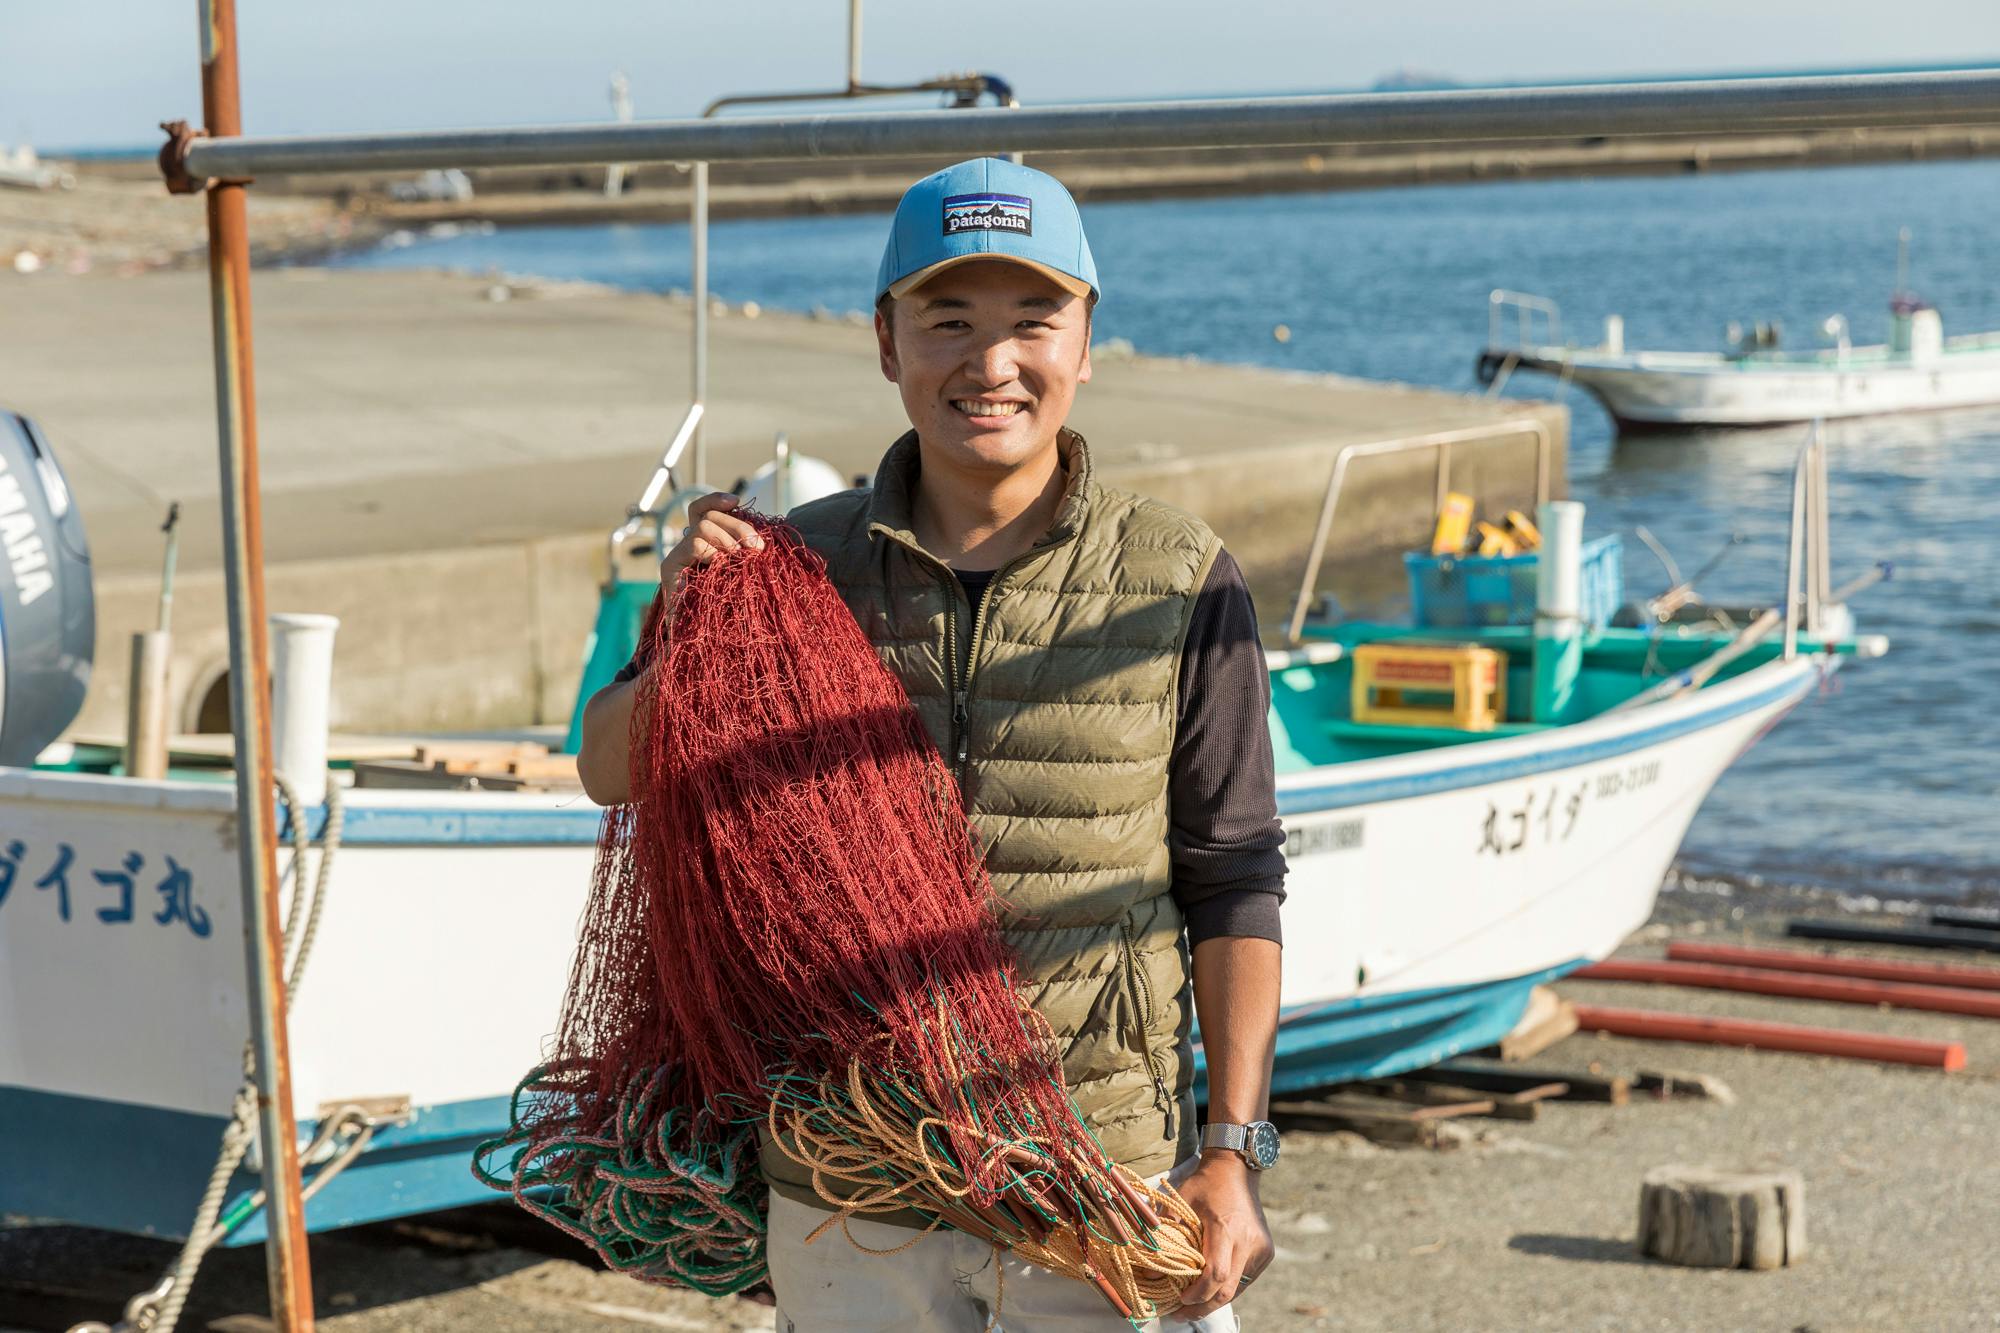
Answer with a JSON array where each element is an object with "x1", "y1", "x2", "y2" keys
[
  {"x1": 875, "y1": 305, "x2": 899, "y2": 384},
  {"x1": 1077, "y1": 304, "x2": 1093, "y2": 386}
]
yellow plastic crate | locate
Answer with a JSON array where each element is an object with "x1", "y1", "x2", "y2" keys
[{"x1": 1351, "y1": 642, "x2": 1508, "y2": 732}]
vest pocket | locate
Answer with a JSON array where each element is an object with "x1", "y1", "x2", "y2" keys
[{"x1": 1119, "y1": 915, "x2": 1178, "y2": 1141}]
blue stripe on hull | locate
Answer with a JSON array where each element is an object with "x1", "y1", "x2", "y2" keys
[
  {"x1": 6, "y1": 963, "x2": 1589, "y2": 1242},
  {"x1": 1277, "y1": 669, "x2": 1813, "y2": 815},
  {"x1": 1195, "y1": 959, "x2": 1588, "y2": 1102},
  {"x1": 0, "y1": 1089, "x2": 229, "y2": 1240},
  {"x1": 233, "y1": 668, "x2": 1821, "y2": 847},
  {"x1": 0, "y1": 1086, "x2": 512, "y2": 1245}
]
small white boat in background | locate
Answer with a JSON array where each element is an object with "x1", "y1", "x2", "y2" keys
[
  {"x1": 0, "y1": 144, "x2": 75, "y2": 192},
  {"x1": 1479, "y1": 239, "x2": 2000, "y2": 428}
]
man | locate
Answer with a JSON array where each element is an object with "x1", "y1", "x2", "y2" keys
[{"x1": 577, "y1": 157, "x2": 1285, "y2": 1331}]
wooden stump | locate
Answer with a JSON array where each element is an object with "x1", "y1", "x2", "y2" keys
[{"x1": 1637, "y1": 1166, "x2": 1805, "y2": 1269}]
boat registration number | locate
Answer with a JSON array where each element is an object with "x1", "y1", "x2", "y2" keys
[{"x1": 1285, "y1": 817, "x2": 1364, "y2": 859}]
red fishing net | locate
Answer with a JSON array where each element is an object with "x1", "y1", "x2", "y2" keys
[{"x1": 477, "y1": 513, "x2": 1200, "y2": 1320}]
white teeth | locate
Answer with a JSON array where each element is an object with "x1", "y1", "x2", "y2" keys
[{"x1": 953, "y1": 400, "x2": 1023, "y2": 416}]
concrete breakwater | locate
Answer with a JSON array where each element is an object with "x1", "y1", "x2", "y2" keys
[
  {"x1": 2, "y1": 267, "x2": 1561, "y2": 738},
  {"x1": 204, "y1": 124, "x2": 2000, "y2": 228}
]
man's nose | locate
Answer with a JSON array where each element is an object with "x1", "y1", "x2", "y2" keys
[{"x1": 964, "y1": 335, "x2": 1021, "y2": 386}]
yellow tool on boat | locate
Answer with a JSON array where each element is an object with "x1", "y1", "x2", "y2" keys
[
  {"x1": 1475, "y1": 521, "x2": 1519, "y2": 557},
  {"x1": 1431, "y1": 492, "x2": 1475, "y2": 555}
]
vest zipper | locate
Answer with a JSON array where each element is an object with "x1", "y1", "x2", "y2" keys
[
  {"x1": 1121, "y1": 916, "x2": 1178, "y2": 1141},
  {"x1": 935, "y1": 567, "x2": 964, "y2": 768},
  {"x1": 947, "y1": 548, "x2": 1040, "y2": 777}
]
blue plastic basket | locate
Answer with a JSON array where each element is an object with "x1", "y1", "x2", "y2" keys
[{"x1": 1404, "y1": 534, "x2": 1624, "y2": 630}]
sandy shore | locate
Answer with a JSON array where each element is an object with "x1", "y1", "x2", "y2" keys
[
  {"x1": 8, "y1": 893, "x2": 1998, "y2": 1333},
  {"x1": 1, "y1": 173, "x2": 375, "y2": 275}
]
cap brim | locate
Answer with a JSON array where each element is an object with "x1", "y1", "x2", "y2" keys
[{"x1": 886, "y1": 253, "x2": 1093, "y2": 302}]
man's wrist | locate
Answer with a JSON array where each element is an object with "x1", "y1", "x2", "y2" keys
[{"x1": 1191, "y1": 1150, "x2": 1260, "y2": 1192}]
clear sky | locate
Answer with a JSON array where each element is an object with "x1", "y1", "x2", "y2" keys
[{"x1": 9, "y1": 0, "x2": 2000, "y2": 150}]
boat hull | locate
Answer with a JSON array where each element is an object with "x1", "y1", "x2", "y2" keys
[
  {"x1": 1491, "y1": 346, "x2": 2000, "y2": 427},
  {"x1": 0, "y1": 657, "x2": 1829, "y2": 1241}
]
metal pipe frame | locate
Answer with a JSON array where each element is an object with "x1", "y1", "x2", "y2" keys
[
  {"x1": 192, "y1": 0, "x2": 315, "y2": 1327},
  {"x1": 182, "y1": 69, "x2": 2000, "y2": 179},
  {"x1": 1284, "y1": 420, "x2": 1553, "y2": 644},
  {"x1": 1782, "y1": 431, "x2": 1813, "y2": 662},
  {"x1": 685, "y1": 8, "x2": 1015, "y2": 482},
  {"x1": 1811, "y1": 424, "x2": 1832, "y2": 627}
]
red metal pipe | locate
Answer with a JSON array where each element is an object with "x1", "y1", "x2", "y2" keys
[
  {"x1": 1668, "y1": 941, "x2": 2000, "y2": 993},
  {"x1": 1575, "y1": 958, "x2": 2000, "y2": 1019},
  {"x1": 194, "y1": 0, "x2": 316, "y2": 1327},
  {"x1": 1572, "y1": 1005, "x2": 1967, "y2": 1070}
]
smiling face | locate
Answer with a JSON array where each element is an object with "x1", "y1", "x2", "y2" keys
[{"x1": 876, "y1": 259, "x2": 1093, "y2": 475}]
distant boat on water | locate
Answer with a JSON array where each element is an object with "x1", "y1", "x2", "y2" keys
[
  {"x1": 1478, "y1": 235, "x2": 2000, "y2": 428},
  {"x1": 0, "y1": 144, "x2": 74, "y2": 192}
]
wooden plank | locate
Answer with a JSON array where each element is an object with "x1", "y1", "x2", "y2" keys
[
  {"x1": 1786, "y1": 918, "x2": 2000, "y2": 955},
  {"x1": 1269, "y1": 1099, "x2": 1441, "y2": 1147},
  {"x1": 1930, "y1": 906, "x2": 2000, "y2": 933},
  {"x1": 351, "y1": 759, "x2": 541, "y2": 791},
  {"x1": 424, "y1": 741, "x2": 549, "y2": 770},
  {"x1": 1429, "y1": 1059, "x2": 1626, "y2": 1104},
  {"x1": 505, "y1": 753, "x2": 580, "y2": 780},
  {"x1": 1405, "y1": 1098, "x2": 1498, "y2": 1121},
  {"x1": 71, "y1": 730, "x2": 424, "y2": 763},
  {"x1": 1355, "y1": 1078, "x2": 1538, "y2": 1121},
  {"x1": 1492, "y1": 985, "x2": 1579, "y2": 1062},
  {"x1": 1633, "y1": 1070, "x2": 1737, "y2": 1104}
]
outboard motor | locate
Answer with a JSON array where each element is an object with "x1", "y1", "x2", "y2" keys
[{"x1": 0, "y1": 411, "x2": 93, "y2": 765}]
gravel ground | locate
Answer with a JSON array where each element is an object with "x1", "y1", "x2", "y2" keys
[
  {"x1": 2, "y1": 173, "x2": 370, "y2": 275},
  {"x1": 9, "y1": 897, "x2": 2000, "y2": 1333}
]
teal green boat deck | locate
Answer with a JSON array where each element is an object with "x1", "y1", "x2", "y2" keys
[{"x1": 1271, "y1": 621, "x2": 1851, "y2": 775}]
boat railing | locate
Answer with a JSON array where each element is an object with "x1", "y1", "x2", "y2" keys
[
  {"x1": 604, "y1": 402, "x2": 705, "y2": 583},
  {"x1": 1283, "y1": 420, "x2": 1554, "y2": 644},
  {"x1": 1488, "y1": 290, "x2": 1563, "y2": 351},
  {"x1": 1784, "y1": 420, "x2": 1833, "y2": 656}
]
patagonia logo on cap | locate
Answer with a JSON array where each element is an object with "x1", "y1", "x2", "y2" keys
[{"x1": 942, "y1": 192, "x2": 1033, "y2": 237}]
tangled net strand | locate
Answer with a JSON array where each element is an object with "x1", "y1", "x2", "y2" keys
[{"x1": 474, "y1": 514, "x2": 1203, "y2": 1321}]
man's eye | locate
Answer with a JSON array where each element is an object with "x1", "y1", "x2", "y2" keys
[
  {"x1": 1017, "y1": 320, "x2": 1050, "y2": 331},
  {"x1": 931, "y1": 320, "x2": 970, "y2": 331}
]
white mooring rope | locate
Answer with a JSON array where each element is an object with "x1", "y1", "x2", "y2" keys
[{"x1": 69, "y1": 773, "x2": 345, "y2": 1333}]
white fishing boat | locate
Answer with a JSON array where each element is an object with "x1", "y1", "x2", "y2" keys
[
  {"x1": 1478, "y1": 262, "x2": 2000, "y2": 428},
  {"x1": 1, "y1": 417, "x2": 1887, "y2": 1252}
]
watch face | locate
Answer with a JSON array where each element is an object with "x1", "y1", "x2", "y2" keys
[{"x1": 1247, "y1": 1121, "x2": 1281, "y2": 1170}]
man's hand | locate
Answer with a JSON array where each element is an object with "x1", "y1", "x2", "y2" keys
[
  {"x1": 659, "y1": 492, "x2": 764, "y2": 620},
  {"x1": 1174, "y1": 1152, "x2": 1274, "y2": 1317}
]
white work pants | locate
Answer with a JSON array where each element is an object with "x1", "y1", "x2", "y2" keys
[{"x1": 767, "y1": 1162, "x2": 1240, "y2": 1332}]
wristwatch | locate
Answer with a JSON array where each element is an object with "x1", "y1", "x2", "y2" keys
[{"x1": 1200, "y1": 1120, "x2": 1281, "y2": 1171}]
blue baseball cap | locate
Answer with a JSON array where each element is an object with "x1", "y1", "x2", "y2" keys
[{"x1": 876, "y1": 157, "x2": 1099, "y2": 305}]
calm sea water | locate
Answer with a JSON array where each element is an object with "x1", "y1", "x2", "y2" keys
[{"x1": 332, "y1": 160, "x2": 2000, "y2": 901}]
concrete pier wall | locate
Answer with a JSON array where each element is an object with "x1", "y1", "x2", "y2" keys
[{"x1": 2, "y1": 268, "x2": 1563, "y2": 740}]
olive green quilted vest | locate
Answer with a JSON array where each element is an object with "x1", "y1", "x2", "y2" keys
[{"x1": 763, "y1": 429, "x2": 1221, "y2": 1215}]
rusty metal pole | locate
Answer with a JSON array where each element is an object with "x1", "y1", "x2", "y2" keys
[{"x1": 195, "y1": 0, "x2": 317, "y2": 1326}]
